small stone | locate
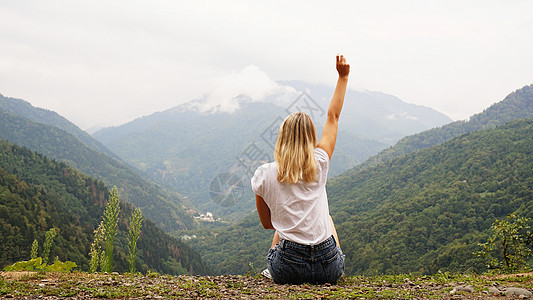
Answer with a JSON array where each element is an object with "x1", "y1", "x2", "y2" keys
[
  {"x1": 504, "y1": 287, "x2": 532, "y2": 297},
  {"x1": 488, "y1": 286, "x2": 501, "y2": 295},
  {"x1": 450, "y1": 285, "x2": 474, "y2": 295}
]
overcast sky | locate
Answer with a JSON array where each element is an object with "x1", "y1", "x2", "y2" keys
[{"x1": 1, "y1": 1, "x2": 532, "y2": 130}]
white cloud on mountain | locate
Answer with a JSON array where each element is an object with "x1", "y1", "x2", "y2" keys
[{"x1": 194, "y1": 65, "x2": 298, "y2": 113}]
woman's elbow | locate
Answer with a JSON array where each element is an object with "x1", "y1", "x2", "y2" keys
[
  {"x1": 261, "y1": 222, "x2": 275, "y2": 230},
  {"x1": 327, "y1": 110, "x2": 340, "y2": 121}
]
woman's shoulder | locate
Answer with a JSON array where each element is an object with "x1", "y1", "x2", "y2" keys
[
  {"x1": 253, "y1": 161, "x2": 277, "y2": 178},
  {"x1": 314, "y1": 147, "x2": 329, "y2": 163},
  {"x1": 251, "y1": 161, "x2": 277, "y2": 195}
]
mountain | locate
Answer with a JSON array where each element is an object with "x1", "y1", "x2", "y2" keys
[
  {"x1": 93, "y1": 83, "x2": 451, "y2": 219},
  {"x1": 344, "y1": 84, "x2": 533, "y2": 175},
  {"x1": 0, "y1": 140, "x2": 210, "y2": 275},
  {"x1": 0, "y1": 95, "x2": 193, "y2": 232},
  {"x1": 184, "y1": 117, "x2": 533, "y2": 275},
  {"x1": 327, "y1": 117, "x2": 533, "y2": 275},
  {"x1": 0, "y1": 93, "x2": 119, "y2": 160},
  {"x1": 281, "y1": 81, "x2": 453, "y2": 144}
]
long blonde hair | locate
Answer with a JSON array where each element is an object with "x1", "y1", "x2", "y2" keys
[{"x1": 274, "y1": 112, "x2": 318, "y2": 184}]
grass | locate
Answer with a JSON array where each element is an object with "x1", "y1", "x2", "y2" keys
[{"x1": 0, "y1": 271, "x2": 531, "y2": 299}]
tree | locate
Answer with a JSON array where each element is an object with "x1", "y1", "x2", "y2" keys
[
  {"x1": 89, "y1": 221, "x2": 105, "y2": 273},
  {"x1": 30, "y1": 239, "x2": 39, "y2": 260},
  {"x1": 42, "y1": 228, "x2": 56, "y2": 265},
  {"x1": 102, "y1": 186, "x2": 120, "y2": 273},
  {"x1": 128, "y1": 208, "x2": 143, "y2": 273},
  {"x1": 475, "y1": 212, "x2": 532, "y2": 272}
]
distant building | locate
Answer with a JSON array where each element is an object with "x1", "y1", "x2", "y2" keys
[{"x1": 194, "y1": 211, "x2": 216, "y2": 222}]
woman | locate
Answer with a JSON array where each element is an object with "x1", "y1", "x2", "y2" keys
[{"x1": 251, "y1": 54, "x2": 350, "y2": 284}]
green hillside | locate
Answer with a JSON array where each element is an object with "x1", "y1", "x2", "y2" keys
[
  {"x1": 184, "y1": 118, "x2": 533, "y2": 275},
  {"x1": 0, "y1": 140, "x2": 209, "y2": 275},
  {"x1": 0, "y1": 104, "x2": 193, "y2": 232},
  {"x1": 345, "y1": 84, "x2": 533, "y2": 176},
  {"x1": 328, "y1": 117, "x2": 533, "y2": 275}
]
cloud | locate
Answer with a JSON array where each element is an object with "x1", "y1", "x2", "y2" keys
[
  {"x1": 1, "y1": 1, "x2": 532, "y2": 129},
  {"x1": 386, "y1": 112, "x2": 418, "y2": 121},
  {"x1": 193, "y1": 65, "x2": 298, "y2": 113}
]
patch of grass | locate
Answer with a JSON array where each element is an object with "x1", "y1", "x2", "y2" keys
[
  {"x1": 2, "y1": 271, "x2": 533, "y2": 299},
  {"x1": 0, "y1": 280, "x2": 9, "y2": 295},
  {"x1": 495, "y1": 274, "x2": 532, "y2": 284},
  {"x1": 377, "y1": 289, "x2": 401, "y2": 299}
]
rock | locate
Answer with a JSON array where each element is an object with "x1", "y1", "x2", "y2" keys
[
  {"x1": 504, "y1": 287, "x2": 532, "y2": 297},
  {"x1": 450, "y1": 285, "x2": 474, "y2": 295},
  {"x1": 488, "y1": 286, "x2": 502, "y2": 295},
  {"x1": 404, "y1": 278, "x2": 415, "y2": 286}
]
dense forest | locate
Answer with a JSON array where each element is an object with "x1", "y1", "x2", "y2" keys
[
  {"x1": 185, "y1": 118, "x2": 533, "y2": 275},
  {"x1": 328, "y1": 117, "x2": 533, "y2": 275},
  {"x1": 0, "y1": 105, "x2": 194, "y2": 232},
  {"x1": 0, "y1": 140, "x2": 210, "y2": 275},
  {"x1": 344, "y1": 84, "x2": 533, "y2": 176}
]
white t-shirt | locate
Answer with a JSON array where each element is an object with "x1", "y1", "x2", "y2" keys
[{"x1": 251, "y1": 147, "x2": 332, "y2": 245}]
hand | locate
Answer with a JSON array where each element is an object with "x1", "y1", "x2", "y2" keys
[{"x1": 336, "y1": 54, "x2": 350, "y2": 78}]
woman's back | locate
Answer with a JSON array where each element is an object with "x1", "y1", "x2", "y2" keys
[{"x1": 252, "y1": 147, "x2": 331, "y2": 245}]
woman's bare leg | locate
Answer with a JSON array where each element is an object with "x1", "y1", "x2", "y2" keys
[
  {"x1": 330, "y1": 216, "x2": 341, "y2": 248},
  {"x1": 271, "y1": 230, "x2": 280, "y2": 248}
]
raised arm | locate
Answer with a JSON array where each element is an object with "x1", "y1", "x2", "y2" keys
[{"x1": 317, "y1": 54, "x2": 350, "y2": 159}]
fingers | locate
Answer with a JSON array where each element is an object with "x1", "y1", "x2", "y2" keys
[{"x1": 335, "y1": 54, "x2": 350, "y2": 77}]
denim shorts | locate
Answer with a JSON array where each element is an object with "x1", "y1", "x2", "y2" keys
[{"x1": 267, "y1": 235, "x2": 345, "y2": 284}]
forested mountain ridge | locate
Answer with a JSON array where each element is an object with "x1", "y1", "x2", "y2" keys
[
  {"x1": 0, "y1": 93, "x2": 119, "y2": 160},
  {"x1": 185, "y1": 118, "x2": 533, "y2": 275},
  {"x1": 327, "y1": 117, "x2": 533, "y2": 275},
  {"x1": 344, "y1": 84, "x2": 533, "y2": 176},
  {"x1": 0, "y1": 140, "x2": 210, "y2": 275},
  {"x1": 0, "y1": 97, "x2": 193, "y2": 232}
]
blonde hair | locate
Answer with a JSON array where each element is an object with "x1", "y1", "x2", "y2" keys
[{"x1": 274, "y1": 112, "x2": 318, "y2": 184}]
